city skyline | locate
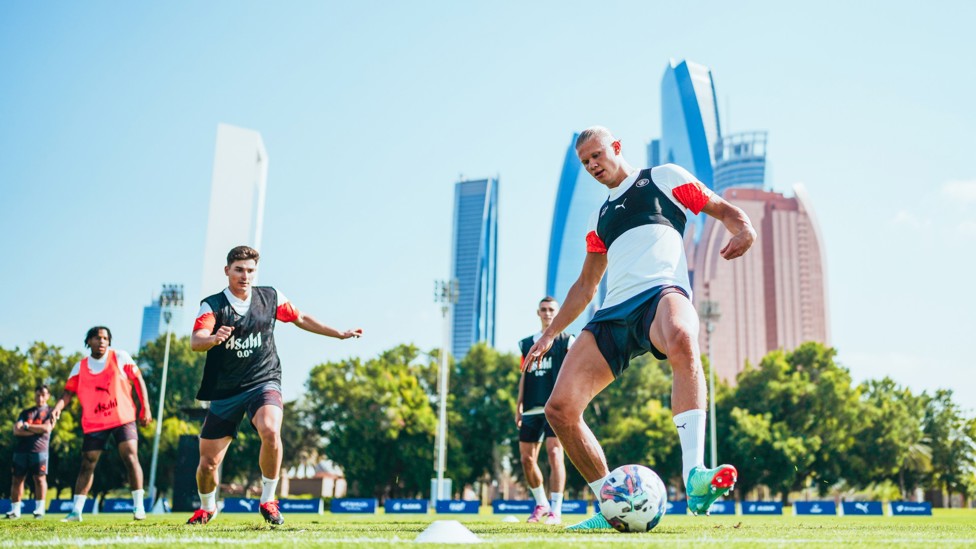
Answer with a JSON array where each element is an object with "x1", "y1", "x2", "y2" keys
[{"x1": 0, "y1": 2, "x2": 972, "y2": 410}]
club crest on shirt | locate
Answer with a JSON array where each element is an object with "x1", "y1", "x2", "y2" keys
[
  {"x1": 636, "y1": 178, "x2": 650, "y2": 188},
  {"x1": 600, "y1": 204, "x2": 609, "y2": 217}
]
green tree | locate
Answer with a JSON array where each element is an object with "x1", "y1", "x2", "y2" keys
[
  {"x1": 848, "y1": 378, "x2": 930, "y2": 498},
  {"x1": 721, "y1": 342, "x2": 862, "y2": 501},
  {"x1": 305, "y1": 345, "x2": 437, "y2": 498},
  {"x1": 447, "y1": 343, "x2": 521, "y2": 492},
  {"x1": 136, "y1": 335, "x2": 206, "y2": 418},
  {"x1": 923, "y1": 389, "x2": 976, "y2": 507}
]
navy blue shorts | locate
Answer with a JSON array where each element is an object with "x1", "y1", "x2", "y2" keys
[
  {"x1": 82, "y1": 422, "x2": 138, "y2": 452},
  {"x1": 12, "y1": 452, "x2": 48, "y2": 477},
  {"x1": 583, "y1": 285, "x2": 689, "y2": 378},
  {"x1": 519, "y1": 413, "x2": 556, "y2": 443},
  {"x1": 200, "y1": 381, "x2": 283, "y2": 440}
]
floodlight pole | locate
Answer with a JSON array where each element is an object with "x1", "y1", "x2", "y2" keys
[
  {"x1": 148, "y1": 284, "x2": 184, "y2": 512},
  {"x1": 433, "y1": 279, "x2": 458, "y2": 501},
  {"x1": 699, "y1": 295, "x2": 720, "y2": 469}
]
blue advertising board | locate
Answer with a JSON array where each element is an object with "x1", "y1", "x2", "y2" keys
[
  {"x1": 48, "y1": 498, "x2": 98, "y2": 514},
  {"x1": 742, "y1": 501, "x2": 783, "y2": 515},
  {"x1": 222, "y1": 498, "x2": 261, "y2": 513},
  {"x1": 560, "y1": 500, "x2": 588, "y2": 514},
  {"x1": 0, "y1": 499, "x2": 39, "y2": 514},
  {"x1": 435, "y1": 500, "x2": 480, "y2": 514},
  {"x1": 666, "y1": 500, "x2": 688, "y2": 515},
  {"x1": 706, "y1": 500, "x2": 736, "y2": 515},
  {"x1": 794, "y1": 501, "x2": 837, "y2": 515},
  {"x1": 890, "y1": 502, "x2": 932, "y2": 516},
  {"x1": 385, "y1": 499, "x2": 429, "y2": 514},
  {"x1": 330, "y1": 498, "x2": 377, "y2": 514},
  {"x1": 492, "y1": 500, "x2": 533, "y2": 514},
  {"x1": 842, "y1": 501, "x2": 883, "y2": 516},
  {"x1": 278, "y1": 498, "x2": 322, "y2": 513},
  {"x1": 101, "y1": 498, "x2": 154, "y2": 513}
]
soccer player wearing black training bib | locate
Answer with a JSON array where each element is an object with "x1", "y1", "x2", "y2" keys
[
  {"x1": 517, "y1": 297, "x2": 573, "y2": 525},
  {"x1": 187, "y1": 246, "x2": 363, "y2": 526}
]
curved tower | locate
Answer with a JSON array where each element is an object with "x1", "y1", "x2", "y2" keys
[
  {"x1": 547, "y1": 133, "x2": 607, "y2": 335},
  {"x1": 659, "y1": 59, "x2": 722, "y2": 188}
]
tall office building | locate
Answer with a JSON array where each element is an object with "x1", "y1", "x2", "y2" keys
[
  {"x1": 713, "y1": 131, "x2": 767, "y2": 196},
  {"x1": 659, "y1": 59, "x2": 722, "y2": 189},
  {"x1": 139, "y1": 288, "x2": 185, "y2": 350},
  {"x1": 200, "y1": 123, "x2": 268, "y2": 298},
  {"x1": 547, "y1": 133, "x2": 608, "y2": 334},
  {"x1": 451, "y1": 177, "x2": 499, "y2": 358},
  {"x1": 691, "y1": 186, "x2": 829, "y2": 382}
]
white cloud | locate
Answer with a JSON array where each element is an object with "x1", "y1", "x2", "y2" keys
[
  {"x1": 941, "y1": 179, "x2": 976, "y2": 204},
  {"x1": 958, "y1": 220, "x2": 976, "y2": 238},
  {"x1": 890, "y1": 210, "x2": 927, "y2": 229}
]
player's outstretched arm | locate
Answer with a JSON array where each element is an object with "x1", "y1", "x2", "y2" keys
[
  {"x1": 522, "y1": 252, "x2": 607, "y2": 372},
  {"x1": 294, "y1": 313, "x2": 363, "y2": 340},
  {"x1": 702, "y1": 195, "x2": 757, "y2": 260}
]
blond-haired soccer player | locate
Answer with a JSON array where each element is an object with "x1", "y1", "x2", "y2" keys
[{"x1": 523, "y1": 127, "x2": 756, "y2": 529}]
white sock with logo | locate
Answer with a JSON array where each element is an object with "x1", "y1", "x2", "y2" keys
[
  {"x1": 132, "y1": 489, "x2": 145, "y2": 511},
  {"x1": 199, "y1": 490, "x2": 217, "y2": 512},
  {"x1": 674, "y1": 409, "x2": 707, "y2": 483},
  {"x1": 72, "y1": 495, "x2": 86, "y2": 514},
  {"x1": 34, "y1": 500, "x2": 44, "y2": 515},
  {"x1": 10, "y1": 501, "x2": 22, "y2": 514},
  {"x1": 528, "y1": 484, "x2": 548, "y2": 508},
  {"x1": 260, "y1": 476, "x2": 279, "y2": 504},
  {"x1": 550, "y1": 492, "x2": 563, "y2": 514},
  {"x1": 587, "y1": 474, "x2": 610, "y2": 501}
]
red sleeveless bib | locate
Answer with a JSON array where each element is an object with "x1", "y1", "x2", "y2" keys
[{"x1": 77, "y1": 350, "x2": 137, "y2": 434}]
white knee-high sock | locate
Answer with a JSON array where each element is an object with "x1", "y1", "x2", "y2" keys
[
  {"x1": 261, "y1": 476, "x2": 279, "y2": 504},
  {"x1": 550, "y1": 492, "x2": 563, "y2": 514},
  {"x1": 72, "y1": 495, "x2": 86, "y2": 514},
  {"x1": 674, "y1": 409, "x2": 707, "y2": 483},
  {"x1": 528, "y1": 484, "x2": 548, "y2": 507},
  {"x1": 587, "y1": 475, "x2": 610, "y2": 501},
  {"x1": 199, "y1": 490, "x2": 216, "y2": 512}
]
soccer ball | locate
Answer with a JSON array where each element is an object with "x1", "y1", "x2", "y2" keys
[{"x1": 599, "y1": 464, "x2": 668, "y2": 532}]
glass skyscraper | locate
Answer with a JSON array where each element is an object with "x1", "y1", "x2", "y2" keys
[
  {"x1": 659, "y1": 59, "x2": 722, "y2": 189},
  {"x1": 139, "y1": 295, "x2": 183, "y2": 350},
  {"x1": 713, "y1": 131, "x2": 767, "y2": 196},
  {"x1": 547, "y1": 134, "x2": 608, "y2": 335},
  {"x1": 451, "y1": 177, "x2": 498, "y2": 358}
]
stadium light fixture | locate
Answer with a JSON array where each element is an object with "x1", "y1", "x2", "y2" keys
[
  {"x1": 433, "y1": 279, "x2": 459, "y2": 502},
  {"x1": 148, "y1": 283, "x2": 184, "y2": 512},
  {"x1": 699, "y1": 293, "x2": 720, "y2": 469}
]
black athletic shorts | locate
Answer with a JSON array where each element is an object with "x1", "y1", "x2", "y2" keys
[
  {"x1": 519, "y1": 413, "x2": 557, "y2": 443},
  {"x1": 200, "y1": 381, "x2": 283, "y2": 440},
  {"x1": 82, "y1": 422, "x2": 139, "y2": 452},
  {"x1": 583, "y1": 285, "x2": 689, "y2": 378},
  {"x1": 12, "y1": 452, "x2": 48, "y2": 477}
]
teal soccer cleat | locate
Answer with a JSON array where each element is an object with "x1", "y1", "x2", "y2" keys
[
  {"x1": 60, "y1": 510, "x2": 83, "y2": 522},
  {"x1": 565, "y1": 512, "x2": 613, "y2": 531},
  {"x1": 686, "y1": 464, "x2": 737, "y2": 516}
]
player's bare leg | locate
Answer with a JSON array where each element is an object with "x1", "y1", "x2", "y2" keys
[
  {"x1": 5, "y1": 474, "x2": 26, "y2": 518},
  {"x1": 74, "y1": 450, "x2": 101, "y2": 496},
  {"x1": 546, "y1": 331, "x2": 616, "y2": 530},
  {"x1": 118, "y1": 439, "x2": 146, "y2": 519},
  {"x1": 648, "y1": 293, "x2": 736, "y2": 514},
  {"x1": 253, "y1": 405, "x2": 284, "y2": 525},
  {"x1": 544, "y1": 330, "x2": 615, "y2": 484},
  {"x1": 545, "y1": 437, "x2": 566, "y2": 524},
  {"x1": 189, "y1": 436, "x2": 232, "y2": 524},
  {"x1": 520, "y1": 441, "x2": 548, "y2": 522}
]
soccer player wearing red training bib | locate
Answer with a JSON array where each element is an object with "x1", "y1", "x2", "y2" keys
[
  {"x1": 187, "y1": 246, "x2": 363, "y2": 526},
  {"x1": 52, "y1": 327, "x2": 153, "y2": 522},
  {"x1": 522, "y1": 127, "x2": 756, "y2": 530}
]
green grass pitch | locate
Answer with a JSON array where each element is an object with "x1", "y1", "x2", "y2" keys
[{"x1": 1, "y1": 510, "x2": 974, "y2": 547}]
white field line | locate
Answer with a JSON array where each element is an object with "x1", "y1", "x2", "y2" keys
[{"x1": 5, "y1": 535, "x2": 976, "y2": 547}]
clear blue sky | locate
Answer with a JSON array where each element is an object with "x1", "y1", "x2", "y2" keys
[{"x1": 1, "y1": 1, "x2": 973, "y2": 410}]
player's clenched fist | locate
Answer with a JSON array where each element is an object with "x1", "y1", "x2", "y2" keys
[{"x1": 212, "y1": 325, "x2": 234, "y2": 346}]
